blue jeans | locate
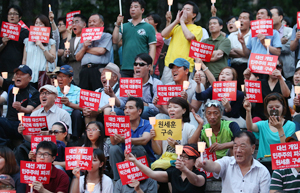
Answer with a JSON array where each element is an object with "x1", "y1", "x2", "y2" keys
[{"x1": 0, "y1": 117, "x2": 23, "y2": 146}]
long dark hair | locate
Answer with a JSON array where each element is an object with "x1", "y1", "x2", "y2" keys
[
  {"x1": 0, "y1": 146, "x2": 19, "y2": 175},
  {"x1": 168, "y1": 97, "x2": 190, "y2": 122},
  {"x1": 83, "y1": 149, "x2": 105, "y2": 192},
  {"x1": 84, "y1": 121, "x2": 105, "y2": 152}
]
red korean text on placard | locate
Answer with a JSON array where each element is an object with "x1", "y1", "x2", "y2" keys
[
  {"x1": 66, "y1": 10, "x2": 81, "y2": 28},
  {"x1": 157, "y1": 85, "x2": 182, "y2": 105},
  {"x1": 18, "y1": 20, "x2": 29, "y2": 30},
  {"x1": 28, "y1": 26, "x2": 51, "y2": 43},
  {"x1": 251, "y1": 19, "x2": 273, "y2": 37},
  {"x1": 297, "y1": 12, "x2": 300, "y2": 29},
  {"x1": 65, "y1": 147, "x2": 93, "y2": 170},
  {"x1": 245, "y1": 80, "x2": 263, "y2": 103},
  {"x1": 0, "y1": 21, "x2": 21, "y2": 41},
  {"x1": 120, "y1": 78, "x2": 143, "y2": 97},
  {"x1": 22, "y1": 116, "x2": 48, "y2": 135},
  {"x1": 117, "y1": 156, "x2": 149, "y2": 185},
  {"x1": 198, "y1": 148, "x2": 217, "y2": 178},
  {"x1": 249, "y1": 53, "x2": 278, "y2": 75},
  {"x1": 55, "y1": 97, "x2": 62, "y2": 108},
  {"x1": 189, "y1": 40, "x2": 215, "y2": 62},
  {"x1": 125, "y1": 130, "x2": 131, "y2": 154},
  {"x1": 79, "y1": 89, "x2": 101, "y2": 111},
  {"x1": 270, "y1": 142, "x2": 300, "y2": 170},
  {"x1": 31, "y1": 135, "x2": 56, "y2": 154},
  {"x1": 80, "y1": 27, "x2": 104, "y2": 43},
  {"x1": 212, "y1": 81, "x2": 237, "y2": 101},
  {"x1": 104, "y1": 115, "x2": 130, "y2": 136},
  {"x1": 20, "y1": 161, "x2": 52, "y2": 184}
]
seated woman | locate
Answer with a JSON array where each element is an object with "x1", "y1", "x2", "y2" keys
[
  {"x1": 289, "y1": 68, "x2": 300, "y2": 115},
  {"x1": 195, "y1": 67, "x2": 245, "y2": 128},
  {"x1": 125, "y1": 144, "x2": 206, "y2": 193}
]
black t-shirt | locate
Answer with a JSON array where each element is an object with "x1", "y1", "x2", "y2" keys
[
  {"x1": 167, "y1": 167, "x2": 206, "y2": 193},
  {"x1": 57, "y1": 37, "x2": 67, "y2": 67},
  {"x1": 2, "y1": 79, "x2": 40, "y2": 121},
  {"x1": 0, "y1": 27, "x2": 29, "y2": 72}
]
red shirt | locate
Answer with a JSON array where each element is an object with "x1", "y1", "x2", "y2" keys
[{"x1": 154, "y1": 33, "x2": 164, "y2": 76}]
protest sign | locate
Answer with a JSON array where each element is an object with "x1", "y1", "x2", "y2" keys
[
  {"x1": 65, "y1": 147, "x2": 93, "y2": 170},
  {"x1": 22, "y1": 116, "x2": 48, "y2": 135},
  {"x1": 120, "y1": 78, "x2": 143, "y2": 97},
  {"x1": 297, "y1": 12, "x2": 300, "y2": 29},
  {"x1": 81, "y1": 27, "x2": 104, "y2": 43},
  {"x1": 198, "y1": 148, "x2": 217, "y2": 178},
  {"x1": 249, "y1": 53, "x2": 278, "y2": 74},
  {"x1": 28, "y1": 26, "x2": 51, "y2": 43},
  {"x1": 18, "y1": 20, "x2": 29, "y2": 30},
  {"x1": 189, "y1": 40, "x2": 215, "y2": 62},
  {"x1": 245, "y1": 80, "x2": 263, "y2": 103},
  {"x1": 0, "y1": 21, "x2": 21, "y2": 41},
  {"x1": 270, "y1": 142, "x2": 300, "y2": 170},
  {"x1": 154, "y1": 119, "x2": 182, "y2": 140},
  {"x1": 79, "y1": 89, "x2": 101, "y2": 111},
  {"x1": 212, "y1": 81, "x2": 237, "y2": 101},
  {"x1": 125, "y1": 130, "x2": 131, "y2": 154},
  {"x1": 31, "y1": 135, "x2": 56, "y2": 153},
  {"x1": 66, "y1": 10, "x2": 81, "y2": 28},
  {"x1": 104, "y1": 115, "x2": 130, "y2": 136},
  {"x1": 20, "y1": 161, "x2": 52, "y2": 184},
  {"x1": 55, "y1": 97, "x2": 63, "y2": 108},
  {"x1": 157, "y1": 85, "x2": 182, "y2": 105},
  {"x1": 117, "y1": 155, "x2": 149, "y2": 185},
  {"x1": 251, "y1": 19, "x2": 273, "y2": 37}
]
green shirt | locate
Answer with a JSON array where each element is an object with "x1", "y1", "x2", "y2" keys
[
  {"x1": 270, "y1": 168, "x2": 300, "y2": 192},
  {"x1": 202, "y1": 34, "x2": 231, "y2": 78},
  {"x1": 121, "y1": 20, "x2": 156, "y2": 71}
]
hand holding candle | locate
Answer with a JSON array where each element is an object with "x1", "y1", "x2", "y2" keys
[
  {"x1": 265, "y1": 39, "x2": 271, "y2": 55},
  {"x1": 205, "y1": 128, "x2": 213, "y2": 147},
  {"x1": 109, "y1": 97, "x2": 115, "y2": 112},
  {"x1": 183, "y1": 81, "x2": 189, "y2": 91},
  {"x1": 211, "y1": 0, "x2": 216, "y2": 6},
  {"x1": 18, "y1": 112, "x2": 24, "y2": 123},
  {"x1": 12, "y1": 87, "x2": 19, "y2": 103},
  {"x1": 29, "y1": 183, "x2": 33, "y2": 193},
  {"x1": 64, "y1": 41, "x2": 70, "y2": 57},
  {"x1": 235, "y1": 21, "x2": 241, "y2": 34},
  {"x1": 149, "y1": 117, "x2": 156, "y2": 129},
  {"x1": 168, "y1": 0, "x2": 173, "y2": 12},
  {"x1": 54, "y1": 79, "x2": 58, "y2": 87},
  {"x1": 87, "y1": 182, "x2": 95, "y2": 193},
  {"x1": 64, "y1": 85, "x2": 70, "y2": 97},
  {"x1": 198, "y1": 142, "x2": 206, "y2": 162},
  {"x1": 175, "y1": 145, "x2": 183, "y2": 159},
  {"x1": 48, "y1": 4, "x2": 52, "y2": 12},
  {"x1": 195, "y1": 63, "x2": 201, "y2": 71},
  {"x1": 241, "y1": 84, "x2": 245, "y2": 92},
  {"x1": 295, "y1": 86, "x2": 300, "y2": 97},
  {"x1": 106, "y1": 71, "x2": 112, "y2": 86},
  {"x1": 1, "y1": 72, "x2": 7, "y2": 79}
]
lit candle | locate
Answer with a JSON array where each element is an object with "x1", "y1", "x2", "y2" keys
[
  {"x1": 64, "y1": 85, "x2": 70, "y2": 97},
  {"x1": 64, "y1": 41, "x2": 70, "y2": 58},
  {"x1": 106, "y1": 72, "x2": 112, "y2": 86},
  {"x1": 48, "y1": 4, "x2": 51, "y2": 12},
  {"x1": 18, "y1": 112, "x2": 24, "y2": 123},
  {"x1": 54, "y1": 79, "x2": 58, "y2": 87},
  {"x1": 168, "y1": 0, "x2": 173, "y2": 12},
  {"x1": 183, "y1": 81, "x2": 189, "y2": 91},
  {"x1": 235, "y1": 21, "x2": 241, "y2": 34},
  {"x1": 175, "y1": 145, "x2": 183, "y2": 159},
  {"x1": 87, "y1": 183, "x2": 95, "y2": 193},
  {"x1": 205, "y1": 128, "x2": 212, "y2": 147},
  {"x1": 265, "y1": 39, "x2": 271, "y2": 55},
  {"x1": 2, "y1": 72, "x2": 8, "y2": 79},
  {"x1": 149, "y1": 117, "x2": 156, "y2": 126},
  {"x1": 109, "y1": 97, "x2": 115, "y2": 112},
  {"x1": 295, "y1": 86, "x2": 300, "y2": 97},
  {"x1": 211, "y1": 0, "x2": 216, "y2": 6},
  {"x1": 241, "y1": 84, "x2": 245, "y2": 92},
  {"x1": 198, "y1": 142, "x2": 206, "y2": 162},
  {"x1": 195, "y1": 63, "x2": 201, "y2": 71},
  {"x1": 12, "y1": 87, "x2": 19, "y2": 103},
  {"x1": 296, "y1": 131, "x2": 300, "y2": 141},
  {"x1": 29, "y1": 184, "x2": 33, "y2": 193}
]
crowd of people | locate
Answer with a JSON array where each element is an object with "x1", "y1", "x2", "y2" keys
[{"x1": 0, "y1": 0, "x2": 300, "y2": 192}]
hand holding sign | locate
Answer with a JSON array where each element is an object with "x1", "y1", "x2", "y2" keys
[
  {"x1": 249, "y1": 53, "x2": 278, "y2": 74},
  {"x1": 81, "y1": 27, "x2": 104, "y2": 43},
  {"x1": 212, "y1": 81, "x2": 237, "y2": 101},
  {"x1": 154, "y1": 119, "x2": 182, "y2": 140},
  {"x1": 0, "y1": 21, "x2": 21, "y2": 41},
  {"x1": 189, "y1": 40, "x2": 215, "y2": 62}
]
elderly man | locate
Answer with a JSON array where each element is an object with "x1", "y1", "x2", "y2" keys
[
  {"x1": 196, "y1": 130, "x2": 271, "y2": 193},
  {"x1": 75, "y1": 13, "x2": 112, "y2": 90},
  {"x1": 0, "y1": 65, "x2": 40, "y2": 146},
  {"x1": 189, "y1": 100, "x2": 240, "y2": 159}
]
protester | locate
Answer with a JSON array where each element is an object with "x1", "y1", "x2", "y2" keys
[
  {"x1": 71, "y1": 149, "x2": 113, "y2": 193},
  {"x1": 56, "y1": 16, "x2": 72, "y2": 67},
  {"x1": 0, "y1": 174, "x2": 15, "y2": 190},
  {"x1": 289, "y1": 67, "x2": 300, "y2": 114},
  {"x1": 290, "y1": 22, "x2": 300, "y2": 66},
  {"x1": 195, "y1": 130, "x2": 271, "y2": 192},
  {"x1": 226, "y1": 16, "x2": 238, "y2": 34}
]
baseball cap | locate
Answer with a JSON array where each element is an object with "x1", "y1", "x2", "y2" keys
[
  {"x1": 13, "y1": 65, "x2": 32, "y2": 76},
  {"x1": 286, "y1": 133, "x2": 299, "y2": 142},
  {"x1": 56, "y1": 65, "x2": 73, "y2": 76},
  {"x1": 99, "y1": 63, "x2": 121, "y2": 80},
  {"x1": 0, "y1": 174, "x2": 15, "y2": 188},
  {"x1": 169, "y1": 58, "x2": 190, "y2": 69},
  {"x1": 39, "y1": 85, "x2": 58, "y2": 95}
]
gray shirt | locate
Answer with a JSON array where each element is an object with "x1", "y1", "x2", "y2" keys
[
  {"x1": 75, "y1": 32, "x2": 112, "y2": 65},
  {"x1": 114, "y1": 178, "x2": 157, "y2": 193}
]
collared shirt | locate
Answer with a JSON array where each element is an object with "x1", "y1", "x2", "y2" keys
[
  {"x1": 31, "y1": 104, "x2": 72, "y2": 134},
  {"x1": 291, "y1": 24, "x2": 300, "y2": 60},
  {"x1": 75, "y1": 32, "x2": 112, "y2": 66},
  {"x1": 95, "y1": 82, "x2": 120, "y2": 108},
  {"x1": 119, "y1": 76, "x2": 162, "y2": 114},
  {"x1": 270, "y1": 168, "x2": 300, "y2": 192},
  {"x1": 167, "y1": 79, "x2": 200, "y2": 103},
  {"x1": 213, "y1": 156, "x2": 271, "y2": 193},
  {"x1": 57, "y1": 84, "x2": 81, "y2": 115},
  {"x1": 228, "y1": 30, "x2": 251, "y2": 64}
]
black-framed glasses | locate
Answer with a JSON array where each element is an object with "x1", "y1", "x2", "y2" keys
[
  {"x1": 57, "y1": 23, "x2": 65, "y2": 27},
  {"x1": 40, "y1": 91, "x2": 52, "y2": 96},
  {"x1": 36, "y1": 152, "x2": 52, "y2": 158},
  {"x1": 133, "y1": 62, "x2": 148, "y2": 67},
  {"x1": 49, "y1": 130, "x2": 65, "y2": 135}
]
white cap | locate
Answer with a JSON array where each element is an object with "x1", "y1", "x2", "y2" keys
[{"x1": 39, "y1": 85, "x2": 58, "y2": 95}]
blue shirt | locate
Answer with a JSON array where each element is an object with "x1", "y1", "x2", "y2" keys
[
  {"x1": 57, "y1": 84, "x2": 81, "y2": 115},
  {"x1": 122, "y1": 118, "x2": 156, "y2": 162},
  {"x1": 291, "y1": 24, "x2": 300, "y2": 60}
]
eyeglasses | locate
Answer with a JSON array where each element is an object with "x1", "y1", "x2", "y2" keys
[
  {"x1": 8, "y1": 12, "x2": 19, "y2": 16},
  {"x1": 205, "y1": 102, "x2": 221, "y2": 108},
  {"x1": 180, "y1": 155, "x2": 192, "y2": 160},
  {"x1": 86, "y1": 128, "x2": 100, "y2": 132},
  {"x1": 226, "y1": 20, "x2": 235, "y2": 25},
  {"x1": 58, "y1": 23, "x2": 65, "y2": 27},
  {"x1": 133, "y1": 62, "x2": 148, "y2": 67},
  {"x1": 49, "y1": 130, "x2": 65, "y2": 135},
  {"x1": 40, "y1": 91, "x2": 52, "y2": 96},
  {"x1": 36, "y1": 152, "x2": 52, "y2": 158}
]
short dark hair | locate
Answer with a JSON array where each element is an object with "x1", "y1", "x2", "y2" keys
[
  {"x1": 131, "y1": 0, "x2": 146, "y2": 9},
  {"x1": 270, "y1": 6, "x2": 284, "y2": 17},
  {"x1": 240, "y1": 9, "x2": 254, "y2": 21},
  {"x1": 73, "y1": 14, "x2": 87, "y2": 24},
  {"x1": 234, "y1": 131, "x2": 256, "y2": 146},
  {"x1": 168, "y1": 97, "x2": 190, "y2": 123},
  {"x1": 135, "y1": 53, "x2": 153, "y2": 65},
  {"x1": 8, "y1": 5, "x2": 22, "y2": 17},
  {"x1": 283, "y1": 16, "x2": 291, "y2": 27},
  {"x1": 90, "y1": 13, "x2": 104, "y2": 23},
  {"x1": 146, "y1": 13, "x2": 161, "y2": 29},
  {"x1": 259, "y1": 8, "x2": 272, "y2": 18},
  {"x1": 127, "y1": 96, "x2": 144, "y2": 115},
  {"x1": 58, "y1": 16, "x2": 66, "y2": 24},
  {"x1": 227, "y1": 16, "x2": 238, "y2": 23},
  {"x1": 209, "y1": 16, "x2": 223, "y2": 26},
  {"x1": 183, "y1": 1, "x2": 199, "y2": 20},
  {"x1": 36, "y1": 141, "x2": 57, "y2": 157},
  {"x1": 264, "y1": 93, "x2": 287, "y2": 118}
]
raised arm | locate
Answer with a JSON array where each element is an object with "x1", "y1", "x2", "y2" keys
[
  {"x1": 195, "y1": 158, "x2": 221, "y2": 174},
  {"x1": 244, "y1": 98, "x2": 259, "y2": 132}
]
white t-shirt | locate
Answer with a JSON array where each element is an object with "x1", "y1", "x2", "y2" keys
[
  {"x1": 80, "y1": 174, "x2": 113, "y2": 193},
  {"x1": 74, "y1": 37, "x2": 81, "y2": 49}
]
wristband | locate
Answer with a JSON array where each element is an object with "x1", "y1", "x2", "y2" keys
[{"x1": 203, "y1": 67, "x2": 208, "y2": 72}]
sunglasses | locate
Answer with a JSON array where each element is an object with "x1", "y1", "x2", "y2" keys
[
  {"x1": 49, "y1": 130, "x2": 65, "y2": 134},
  {"x1": 205, "y1": 102, "x2": 220, "y2": 108},
  {"x1": 133, "y1": 62, "x2": 148, "y2": 67}
]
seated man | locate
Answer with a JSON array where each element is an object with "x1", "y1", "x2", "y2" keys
[
  {"x1": 109, "y1": 97, "x2": 155, "y2": 181},
  {"x1": 0, "y1": 65, "x2": 40, "y2": 146},
  {"x1": 26, "y1": 141, "x2": 69, "y2": 193},
  {"x1": 115, "y1": 53, "x2": 162, "y2": 119},
  {"x1": 196, "y1": 130, "x2": 270, "y2": 192}
]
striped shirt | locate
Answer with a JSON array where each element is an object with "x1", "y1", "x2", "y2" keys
[{"x1": 270, "y1": 168, "x2": 300, "y2": 192}]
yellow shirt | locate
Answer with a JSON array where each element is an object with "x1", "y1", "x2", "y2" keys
[{"x1": 164, "y1": 24, "x2": 203, "y2": 72}]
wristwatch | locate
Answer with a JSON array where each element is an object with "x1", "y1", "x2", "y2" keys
[{"x1": 114, "y1": 22, "x2": 120, "y2": 28}]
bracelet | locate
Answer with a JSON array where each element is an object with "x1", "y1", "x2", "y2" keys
[
  {"x1": 203, "y1": 67, "x2": 208, "y2": 72},
  {"x1": 279, "y1": 133, "x2": 285, "y2": 138},
  {"x1": 114, "y1": 22, "x2": 120, "y2": 28},
  {"x1": 50, "y1": 21, "x2": 53, "y2": 24}
]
